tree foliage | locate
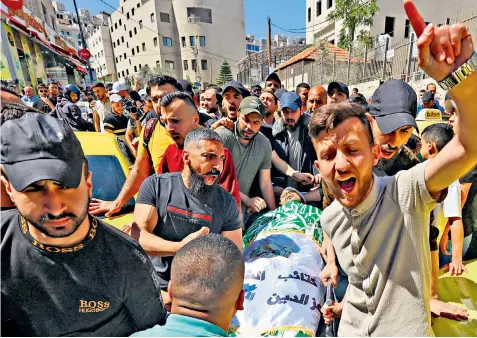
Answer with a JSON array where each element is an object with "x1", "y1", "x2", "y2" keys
[
  {"x1": 327, "y1": 0, "x2": 379, "y2": 50},
  {"x1": 216, "y1": 60, "x2": 233, "y2": 86},
  {"x1": 124, "y1": 64, "x2": 175, "y2": 89}
]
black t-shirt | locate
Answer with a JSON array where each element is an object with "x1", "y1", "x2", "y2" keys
[
  {"x1": 460, "y1": 166, "x2": 477, "y2": 237},
  {"x1": 103, "y1": 112, "x2": 128, "y2": 136},
  {"x1": 136, "y1": 172, "x2": 241, "y2": 289},
  {"x1": 1, "y1": 210, "x2": 166, "y2": 336}
]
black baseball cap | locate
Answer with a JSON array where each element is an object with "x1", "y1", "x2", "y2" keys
[
  {"x1": 1, "y1": 113, "x2": 86, "y2": 192},
  {"x1": 222, "y1": 80, "x2": 249, "y2": 98},
  {"x1": 178, "y1": 79, "x2": 194, "y2": 97},
  {"x1": 327, "y1": 82, "x2": 349, "y2": 98},
  {"x1": 422, "y1": 91, "x2": 435, "y2": 102},
  {"x1": 368, "y1": 80, "x2": 419, "y2": 134},
  {"x1": 266, "y1": 72, "x2": 281, "y2": 87}
]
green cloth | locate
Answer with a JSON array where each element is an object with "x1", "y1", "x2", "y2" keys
[{"x1": 131, "y1": 314, "x2": 228, "y2": 337}]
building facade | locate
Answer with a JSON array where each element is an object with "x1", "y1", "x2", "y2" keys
[
  {"x1": 110, "y1": 0, "x2": 246, "y2": 86},
  {"x1": 86, "y1": 12, "x2": 117, "y2": 82},
  {"x1": 306, "y1": 0, "x2": 477, "y2": 46}
]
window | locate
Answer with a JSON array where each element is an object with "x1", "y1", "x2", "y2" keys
[
  {"x1": 129, "y1": 30, "x2": 132, "y2": 38},
  {"x1": 136, "y1": 46, "x2": 139, "y2": 53},
  {"x1": 151, "y1": 13, "x2": 155, "y2": 22},
  {"x1": 111, "y1": 26, "x2": 113, "y2": 33},
  {"x1": 199, "y1": 36, "x2": 206, "y2": 47},
  {"x1": 165, "y1": 60, "x2": 174, "y2": 69},
  {"x1": 201, "y1": 59, "x2": 208, "y2": 70},
  {"x1": 156, "y1": 60, "x2": 160, "y2": 67},
  {"x1": 134, "y1": 27, "x2": 137, "y2": 35},
  {"x1": 129, "y1": 59, "x2": 131, "y2": 65},
  {"x1": 127, "y1": 12, "x2": 130, "y2": 19},
  {"x1": 131, "y1": 48, "x2": 135, "y2": 56},
  {"x1": 154, "y1": 37, "x2": 158, "y2": 46},
  {"x1": 66, "y1": 31, "x2": 70, "y2": 36},
  {"x1": 132, "y1": 8, "x2": 135, "y2": 16},
  {"x1": 134, "y1": 65, "x2": 137, "y2": 72},
  {"x1": 101, "y1": 50, "x2": 104, "y2": 56},
  {"x1": 385, "y1": 16, "x2": 395, "y2": 37},
  {"x1": 160, "y1": 12, "x2": 170, "y2": 23},
  {"x1": 113, "y1": 42, "x2": 116, "y2": 48},
  {"x1": 139, "y1": 20, "x2": 143, "y2": 29},
  {"x1": 404, "y1": 19, "x2": 410, "y2": 38},
  {"x1": 126, "y1": 69, "x2": 129, "y2": 75},
  {"x1": 142, "y1": 42, "x2": 146, "y2": 51},
  {"x1": 137, "y1": 3, "x2": 140, "y2": 8},
  {"x1": 124, "y1": 25, "x2": 126, "y2": 31},
  {"x1": 123, "y1": 53, "x2": 126, "y2": 59},
  {"x1": 115, "y1": 57, "x2": 118, "y2": 63},
  {"x1": 127, "y1": 42, "x2": 129, "y2": 48},
  {"x1": 119, "y1": 19, "x2": 122, "y2": 26},
  {"x1": 307, "y1": 7, "x2": 311, "y2": 22},
  {"x1": 139, "y1": 64, "x2": 141, "y2": 69},
  {"x1": 119, "y1": 55, "x2": 122, "y2": 61},
  {"x1": 183, "y1": 60, "x2": 189, "y2": 70},
  {"x1": 118, "y1": 73, "x2": 120, "y2": 78},
  {"x1": 191, "y1": 59, "x2": 197, "y2": 71},
  {"x1": 327, "y1": 0, "x2": 333, "y2": 9},
  {"x1": 117, "y1": 39, "x2": 120, "y2": 46},
  {"x1": 181, "y1": 36, "x2": 186, "y2": 47},
  {"x1": 115, "y1": 23, "x2": 117, "y2": 29},
  {"x1": 317, "y1": 1, "x2": 322, "y2": 16},
  {"x1": 163, "y1": 37, "x2": 172, "y2": 47},
  {"x1": 121, "y1": 36, "x2": 124, "y2": 42},
  {"x1": 189, "y1": 36, "x2": 196, "y2": 46},
  {"x1": 122, "y1": 71, "x2": 124, "y2": 77}
]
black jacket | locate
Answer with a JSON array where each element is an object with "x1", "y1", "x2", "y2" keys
[
  {"x1": 50, "y1": 97, "x2": 94, "y2": 131},
  {"x1": 272, "y1": 113, "x2": 317, "y2": 191}
]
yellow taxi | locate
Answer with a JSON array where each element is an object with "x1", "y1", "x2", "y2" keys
[
  {"x1": 415, "y1": 108, "x2": 445, "y2": 135},
  {"x1": 75, "y1": 132, "x2": 135, "y2": 229}
]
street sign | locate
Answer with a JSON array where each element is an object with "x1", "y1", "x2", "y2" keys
[
  {"x1": 78, "y1": 48, "x2": 91, "y2": 60},
  {"x1": 1, "y1": 0, "x2": 23, "y2": 10}
]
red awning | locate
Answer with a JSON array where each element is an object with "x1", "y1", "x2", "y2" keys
[{"x1": 76, "y1": 64, "x2": 88, "y2": 74}]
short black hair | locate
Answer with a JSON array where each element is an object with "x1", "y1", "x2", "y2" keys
[
  {"x1": 48, "y1": 81, "x2": 59, "y2": 86},
  {"x1": 252, "y1": 84, "x2": 262, "y2": 91},
  {"x1": 146, "y1": 75, "x2": 182, "y2": 96},
  {"x1": 171, "y1": 234, "x2": 244, "y2": 306},
  {"x1": 37, "y1": 83, "x2": 47, "y2": 90},
  {"x1": 426, "y1": 83, "x2": 437, "y2": 89},
  {"x1": 92, "y1": 82, "x2": 105, "y2": 89},
  {"x1": 421, "y1": 123, "x2": 454, "y2": 152},
  {"x1": 184, "y1": 128, "x2": 223, "y2": 148},
  {"x1": 296, "y1": 83, "x2": 310, "y2": 92},
  {"x1": 160, "y1": 91, "x2": 196, "y2": 110},
  {"x1": 1, "y1": 102, "x2": 44, "y2": 125},
  {"x1": 106, "y1": 83, "x2": 113, "y2": 91}
]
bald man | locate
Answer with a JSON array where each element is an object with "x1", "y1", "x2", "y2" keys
[
  {"x1": 306, "y1": 85, "x2": 328, "y2": 113},
  {"x1": 132, "y1": 234, "x2": 245, "y2": 337},
  {"x1": 20, "y1": 86, "x2": 39, "y2": 107}
]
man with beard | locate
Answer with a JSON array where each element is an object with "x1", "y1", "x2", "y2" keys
[
  {"x1": 215, "y1": 96, "x2": 276, "y2": 223},
  {"x1": 315, "y1": 3, "x2": 477, "y2": 334},
  {"x1": 272, "y1": 92, "x2": 316, "y2": 191},
  {"x1": 89, "y1": 76, "x2": 182, "y2": 217},
  {"x1": 1, "y1": 113, "x2": 166, "y2": 336},
  {"x1": 91, "y1": 82, "x2": 111, "y2": 132},
  {"x1": 32, "y1": 84, "x2": 55, "y2": 113},
  {"x1": 157, "y1": 91, "x2": 241, "y2": 209},
  {"x1": 296, "y1": 83, "x2": 310, "y2": 108},
  {"x1": 327, "y1": 81, "x2": 349, "y2": 103},
  {"x1": 209, "y1": 80, "x2": 248, "y2": 130},
  {"x1": 47, "y1": 81, "x2": 60, "y2": 105},
  {"x1": 306, "y1": 85, "x2": 328, "y2": 113},
  {"x1": 265, "y1": 72, "x2": 281, "y2": 92},
  {"x1": 130, "y1": 128, "x2": 242, "y2": 309},
  {"x1": 199, "y1": 87, "x2": 222, "y2": 119}
]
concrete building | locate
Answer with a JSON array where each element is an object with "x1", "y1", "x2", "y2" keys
[
  {"x1": 305, "y1": 0, "x2": 477, "y2": 45},
  {"x1": 110, "y1": 0, "x2": 246, "y2": 86},
  {"x1": 86, "y1": 12, "x2": 117, "y2": 82},
  {"x1": 246, "y1": 34, "x2": 305, "y2": 57},
  {"x1": 54, "y1": 0, "x2": 95, "y2": 50},
  {"x1": 24, "y1": 0, "x2": 57, "y2": 31}
]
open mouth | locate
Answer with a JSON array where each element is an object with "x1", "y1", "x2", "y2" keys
[
  {"x1": 171, "y1": 134, "x2": 181, "y2": 143},
  {"x1": 204, "y1": 174, "x2": 219, "y2": 185},
  {"x1": 337, "y1": 177, "x2": 356, "y2": 194},
  {"x1": 380, "y1": 148, "x2": 396, "y2": 159}
]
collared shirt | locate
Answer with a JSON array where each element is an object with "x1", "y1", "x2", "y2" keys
[
  {"x1": 321, "y1": 162, "x2": 443, "y2": 336},
  {"x1": 21, "y1": 95, "x2": 39, "y2": 107},
  {"x1": 132, "y1": 314, "x2": 228, "y2": 337}
]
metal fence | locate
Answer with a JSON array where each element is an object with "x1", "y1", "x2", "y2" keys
[{"x1": 276, "y1": 8, "x2": 477, "y2": 90}]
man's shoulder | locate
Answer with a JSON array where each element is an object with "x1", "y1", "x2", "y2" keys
[
  {"x1": 321, "y1": 200, "x2": 344, "y2": 229},
  {"x1": 1, "y1": 209, "x2": 20, "y2": 238},
  {"x1": 252, "y1": 132, "x2": 272, "y2": 150},
  {"x1": 215, "y1": 126, "x2": 233, "y2": 137}
]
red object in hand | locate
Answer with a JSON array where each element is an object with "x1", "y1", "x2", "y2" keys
[
  {"x1": 1, "y1": 0, "x2": 23, "y2": 10},
  {"x1": 78, "y1": 48, "x2": 91, "y2": 60}
]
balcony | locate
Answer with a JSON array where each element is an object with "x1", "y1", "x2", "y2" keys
[{"x1": 187, "y1": 16, "x2": 212, "y2": 24}]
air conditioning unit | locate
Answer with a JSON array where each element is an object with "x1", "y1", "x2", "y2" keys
[{"x1": 413, "y1": 71, "x2": 424, "y2": 81}]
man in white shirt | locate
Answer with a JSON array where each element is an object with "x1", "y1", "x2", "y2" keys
[{"x1": 92, "y1": 82, "x2": 111, "y2": 132}]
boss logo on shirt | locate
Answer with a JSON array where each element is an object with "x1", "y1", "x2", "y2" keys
[{"x1": 79, "y1": 300, "x2": 110, "y2": 313}]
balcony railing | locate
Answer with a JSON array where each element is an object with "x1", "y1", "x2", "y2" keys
[{"x1": 187, "y1": 16, "x2": 212, "y2": 24}]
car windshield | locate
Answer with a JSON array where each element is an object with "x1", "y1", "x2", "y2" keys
[{"x1": 86, "y1": 155, "x2": 135, "y2": 215}]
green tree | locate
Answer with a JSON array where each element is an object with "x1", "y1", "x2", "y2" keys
[
  {"x1": 216, "y1": 60, "x2": 233, "y2": 86},
  {"x1": 327, "y1": 0, "x2": 379, "y2": 50}
]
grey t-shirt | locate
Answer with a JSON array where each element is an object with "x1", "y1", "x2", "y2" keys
[{"x1": 215, "y1": 124, "x2": 272, "y2": 196}]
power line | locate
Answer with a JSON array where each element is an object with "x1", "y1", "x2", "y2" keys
[{"x1": 98, "y1": 0, "x2": 240, "y2": 64}]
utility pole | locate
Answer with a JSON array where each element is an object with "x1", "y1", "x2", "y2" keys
[
  {"x1": 267, "y1": 16, "x2": 272, "y2": 69},
  {"x1": 73, "y1": 0, "x2": 93, "y2": 82},
  {"x1": 194, "y1": 35, "x2": 201, "y2": 87}
]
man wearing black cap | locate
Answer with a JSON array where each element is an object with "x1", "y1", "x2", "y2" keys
[
  {"x1": 418, "y1": 91, "x2": 437, "y2": 112},
  {"x1": 209, "y1": 80, "x2": 248, "y2": 130},
  {"x1": 327, "y1": 81, "x2": 349, "y2": 103},
  {"x1": 1, "y1": 113, "x2": 166, "y2": 336},
  {"x1": 265, "y1": 72, "x2": 281, "y2": 92}
]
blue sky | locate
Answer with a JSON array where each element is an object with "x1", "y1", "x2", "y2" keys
[{"x1": 62, "y1": 0, "x2": 306, "y2": 38}]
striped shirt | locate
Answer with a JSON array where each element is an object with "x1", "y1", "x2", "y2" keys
[
  {"x1": 322, "y1": 162, "x2": 445, "y2": 336},
  {"x1": 103, "y1": 112, "x2": 128, "y2": 142}
]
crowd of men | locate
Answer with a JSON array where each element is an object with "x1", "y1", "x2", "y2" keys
[{"x1": 1, "y1": 1, "x2": 477, "y2": 336}]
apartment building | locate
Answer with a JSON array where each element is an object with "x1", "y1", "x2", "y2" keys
[
  {"x1": 306, "y1": 0, "x2": 477, "y2": 45},
  {"x1": 24, "y1": 0, "x2": 57, "y2": 31},
  {"x1": 87, "y1": 12, "x2": 117, "y2": 82},
  {"x1": 110, "y1": 0, "x2": 246, "y2": 85}
]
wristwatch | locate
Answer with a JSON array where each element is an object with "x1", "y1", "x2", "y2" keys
[{"x1": 438, "y1": 51, "x2": 477, "y2": 90}]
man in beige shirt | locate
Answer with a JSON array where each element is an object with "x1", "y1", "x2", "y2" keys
[{"x1": 309, "y1": 1, "x2": 477, "y2": 335}]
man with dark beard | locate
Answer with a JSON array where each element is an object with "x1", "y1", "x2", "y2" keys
[
  {"x1": 131, "y1": 128, "x2": 243, "y2": 309},
  {"x1": 209, "y1": 80, "x2": 248, "y2": 130},
  {"x1": 1, "y1": 113, "x2": 166, "y2": 336},
  {"x1": 272, "y1": 92, "x2": 316, "y2": 191}
]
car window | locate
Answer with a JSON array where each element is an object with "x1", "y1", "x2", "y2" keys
[
  {"x1": 86, "y1": 155, "x2": 135, "y2": 214},
  {"x1": 116, "y1": 138, "x2": 135, "y2": 166}
]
